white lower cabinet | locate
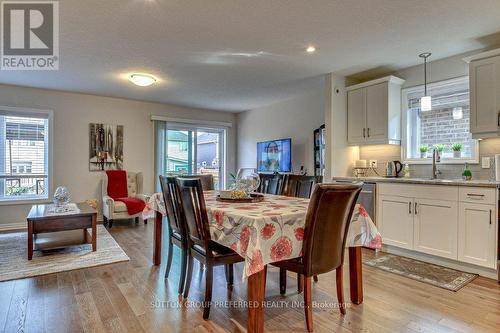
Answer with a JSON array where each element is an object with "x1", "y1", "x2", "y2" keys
[
  {"x1": 413, "y1": 199, "x2": 458, "y2": 260},
  {"x1": 378, "y1": 195, "x2": 414, "y2": 249},
  {"x1": 377, "y1": 184, "x2": 498, "y2": 270},
  {"x1": 458, "y1": 203, "x2": 497, "y2": 269}
]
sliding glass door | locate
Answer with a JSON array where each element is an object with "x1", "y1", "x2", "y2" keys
[{"x1": 156, "y1": 122, "x2": 226, "y2": 190}]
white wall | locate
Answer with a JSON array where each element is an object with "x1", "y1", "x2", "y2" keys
[
  {"x1": 0, "y1": 84, "x2": 236, "y2": 228},
  {"x1": 237, "y1": 88, "x2": 325, "y2": 174}
]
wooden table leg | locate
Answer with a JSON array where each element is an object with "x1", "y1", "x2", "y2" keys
[
  {"x1": 348, "y1": 247, "x2": 363, "y2": 305},
  {"x1": 153, "y1": 211, "x2": 163, "y2": 266},
  {"x1": 27, "y1": 220, "x2": 33, "y2": 260},
  {"x1": 91, "y1": 214, "x2": 97, "y2": 252},
  {"x1": 248, "y1": 266, "x2": 266, "y2": 333}
]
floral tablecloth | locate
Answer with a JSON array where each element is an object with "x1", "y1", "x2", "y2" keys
[{"x1": 144, "y1": 191, "x2": 382, "y2": 279}]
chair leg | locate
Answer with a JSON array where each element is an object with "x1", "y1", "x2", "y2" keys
[
  {"x1": 297, "y1": 273, "x2": 304, "y2": 293},
  {"x1": 135, "y1": 216, "x2": 139, "y2": 224},
  {"x1": 164, "y1": 240, "x2": 173, "y2": 279},
  {"x1": 203, "y1": 264, "x2": 213, "y2": 320},
  {"x1": 178, "y1": 247, "x2": 188, "y2": 294},
  {"x1": 144, "y1": 219, "x2": 147, "y2": 224},
  {"x1": 183, "y1": 254, "x2": 194, "y2": 298},
  {"x1": 313, "y1": 275, "x2": 318, "y2": 283},
  {"x1": 336, "y1": 265, "x2": 346, "y2": 315},
  {"x1": 224, "y1": 264, "x2": 234, "y2": 287},
  {"x1": 279, "y1": 268, "x2": 287, "y2": 295},
  {"x1": 103, "y1": 216, "x2": 108, "y2": 227},
  {"x1": 304, "y1": 276, "x2": 313, "y2": 332},
  {"x1": 108, "y1": 219, "x2": 113, "y2": 228}
]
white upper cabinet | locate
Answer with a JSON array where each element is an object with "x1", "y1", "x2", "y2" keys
[
  {"x1": 465, "y1": 49, "x2": 500, "y2": 138},
  {"x1": 347, "y1": 76, "x2": 404, "y2": 145}
]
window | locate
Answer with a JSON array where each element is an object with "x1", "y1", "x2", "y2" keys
[
  {"x1": 402, "y1": 76, "x2": 478, "y2": 163},
  {"x1": 0, "y1": 108, "x2": 51, "y2": 202}
]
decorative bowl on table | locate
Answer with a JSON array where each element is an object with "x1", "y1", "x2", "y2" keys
[{"x1": 217, "y1": 190, "x2": 264, "y2": 203}]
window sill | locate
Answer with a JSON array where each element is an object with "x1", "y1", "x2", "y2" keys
[
  {"x1": 404, "y1": 158, "x2": 479, "y2": 165},
  {"x1": 0, "y1": 197, "x2": 51, "y2": 206}
]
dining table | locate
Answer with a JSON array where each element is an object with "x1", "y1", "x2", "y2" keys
[{"x1": 143, "y1": 190, "x2": 381, "y2": 333}]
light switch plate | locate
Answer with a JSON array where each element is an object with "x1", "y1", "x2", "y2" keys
[
  {"x1": 482, "y1": 157, "x2": 491, "y2": 169},
  {"x1": 369, "y1": 160, "x2": 378, "y2": 168}
]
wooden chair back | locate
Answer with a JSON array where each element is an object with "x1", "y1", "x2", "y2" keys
[
  {"x1": 282, "y1": 175, "x2": 322, "y2": 198},
  {"x1": 159, "y1": 176, "x2": 186, "y2": 238},
  {"x1": 257, "y1": 173, "x2": 285, "y2": 195},
  {"x1": 178, "y1": 174, "x2": 214, "y2": 190},
  {"x1": 302, "y1": 183, "x2": 362, "y2": 276}
]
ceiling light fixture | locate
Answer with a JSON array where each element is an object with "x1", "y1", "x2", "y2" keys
[
  {"x1": 306, "y1": 45, "x2": 316, "y2": 53},
  {"x1": 128, "y1": 73, "x2": 157, "y2": 87},
  {"x1": 419, "y1": 52, "x2": 432, "y2": 111}
]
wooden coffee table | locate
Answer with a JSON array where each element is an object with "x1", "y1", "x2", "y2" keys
[{"x1": 26, "y1": 203, "x2": 97, "y2": 260}]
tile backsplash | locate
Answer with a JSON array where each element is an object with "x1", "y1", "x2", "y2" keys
[{"x1": 358, "y1": 138, "x2": 500, "y2": 180}]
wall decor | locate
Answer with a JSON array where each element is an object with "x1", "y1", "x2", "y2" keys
[{"x1": 89, "y1": 123, "x2": 124, "y2": 171}]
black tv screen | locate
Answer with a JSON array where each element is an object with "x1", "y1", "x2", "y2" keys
[{"x1": 257, "y1": 138, "x2": 292, "y2": 172}]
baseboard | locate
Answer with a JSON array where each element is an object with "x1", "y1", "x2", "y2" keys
[
  {"x1": 0, "y1": 222, "x2": 26, "y2": 231},
  {"x1": 382, "y1": 245, "x2": 499, "y2": 280}
]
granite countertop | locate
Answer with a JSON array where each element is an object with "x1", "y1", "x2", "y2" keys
[{"x1": 332, "y1": 176, "x2": 500, "y2": 188}]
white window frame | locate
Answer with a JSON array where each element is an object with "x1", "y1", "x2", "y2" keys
[
  {"x1": 0, "y1": 106, "x2": 53, "y2": 205},
  {"x1": 401, "y1": 76, "x2": 479, "y2": 165}
]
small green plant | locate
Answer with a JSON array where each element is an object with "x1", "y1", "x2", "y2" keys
[
  {"x1": 451, "y1": 143, "x2": 462, "y2": 151},
  {"x1": 419, "y1": 145, "x2": 428, "y2": 153},
  {"x1": 434, "y1": 144, "x2": 445, "y2": 153}
]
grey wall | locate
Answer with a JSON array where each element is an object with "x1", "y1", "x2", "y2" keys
[
  {"x1": 0, "y1": 84, "x2": 236, "y2": 228},
  {"x1": 237, "y1": 89, "x2": 325, "y2": 174}
]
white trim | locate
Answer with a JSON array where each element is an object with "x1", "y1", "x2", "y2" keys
[
  {"x1": 462, "y1": 48, "x2": 500, "y2": 63},
  {"x1": 0, "y1": 222, "x2": 26, "y2": 231},
  {"x1": 150, "y1": 115, "x2": 233, "y2": 128},
  {"x1": 0, "y1": 106, "x2": 54, "y2": 203},
  {"x1": 346, "y1": 75, "x2": 405, "y2": 91},
  {"x1": 400, "y1": 76, "x2": 479, "y2": 164}
]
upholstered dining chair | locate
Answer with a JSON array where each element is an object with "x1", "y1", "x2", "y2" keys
[
  {"x1": 257, "y1": 173, "x2": 285, "y2": 195},
  {"x1": 102, "y1": 171, "x2": 148, "y2": 228},
  {"x1": 159, "y1": 176, "x2": 188, "y2": 294},
  {"x1": 271, "y1": 183, "x2": 362, "y2": 332},
  {"x1": 176, "y1": 178, "x2": 244, "y2": 319},
  {"x1": 282, "y1": 175, "x2": 322, "y2": 198}
]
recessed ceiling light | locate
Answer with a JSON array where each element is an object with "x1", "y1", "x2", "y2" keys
[
  {"x1": 128, "y1": 73, "x2": 157, "y2": 87},
  {"x1": 306, "y1": 45, "x2": 316, "y2": 53}
]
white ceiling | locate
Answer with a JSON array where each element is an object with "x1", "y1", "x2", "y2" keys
[{"x1": 2, "y1": 0, "x2": 500, "y2": 112}]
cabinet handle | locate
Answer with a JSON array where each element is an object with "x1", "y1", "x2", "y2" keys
[
  {"x1": 467, "y1": 193, "x2": 485, "y2": 199},
  {"x1": 414, "y1": 202, "x2": 418, "y2": 215},
  {"x1": 367, "y1": 128, "x2": 370, "y2": 137},
  {"x1": 408, "y1": 202, "x2": 412, "y2": 214},
  {"x1": 498, "y1": 110, "x2": 500, "y2": 127},
  {"x1": 489, "y1": 209, "x2": 492, "y2": 225},
  {"x1": 363, "y1": 128, "x2": 366, "y2": 138}
]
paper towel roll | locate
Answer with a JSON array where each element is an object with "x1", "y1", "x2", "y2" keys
[{"x1": 495, "y1": 154, "x2": 500, "y2": 181}]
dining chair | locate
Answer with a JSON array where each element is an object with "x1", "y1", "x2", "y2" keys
[
  {"x1": 176, "y1": 177, "x2": 244, "y2": 319},
  {"x1": 271, "y1": 183, "x2": 362, "y2": 332},
  {"x1": 159, "y1": 176, "x2": 188, "y2": 295},
  {"x1": 257, "y1": 173, "x2": 285, "y2": 195},
  {"x1": 282, "y1": 175, "x2": 322, "y2": 198},
  {"x1": 176, "y1": 174, "x2": 215, "y2": 190}
]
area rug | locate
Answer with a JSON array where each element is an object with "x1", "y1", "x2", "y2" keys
[
  {"x1": 0, "y1": 225, "x2": 129, "y2": 282},
  {"x1": 363, "y1": 253, "x2": 477, "y2": 291}
]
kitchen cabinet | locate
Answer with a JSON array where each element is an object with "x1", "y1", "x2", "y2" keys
[
  {"x1": 465, "y1": 49, "x2": 500, "y2": 138},
  {"x1": 378, "y1": 195, "x2": 414, "y2": 249},
  {"x1": 346, "y1": 76, "x2": 404, "y2": 145},
  {"x1": 458, "y1": 203, "x2": 496, "y2": 269},
  {"x1": 413, "y1": 199, "x2": 458, "y2": 259},
  {"x1": 377, "y1": 183, "x2": 497, "y2": 269}
]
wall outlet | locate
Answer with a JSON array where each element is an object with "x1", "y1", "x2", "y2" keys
[
  {"x1": 482, "y1": 157, "x2": 491, "y2": 169},
  {"x1": 369, "y1": 160, "x2": 378, "y2": 169}
]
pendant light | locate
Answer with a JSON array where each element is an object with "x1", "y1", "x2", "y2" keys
[{"x1": 419, "y1": 52, "x2": 432, "y2": 111}]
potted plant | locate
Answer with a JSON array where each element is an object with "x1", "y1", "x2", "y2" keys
[
  {"x1": 419, "y1": 145, "x2": 428, "y2": 158},
  {"x1": 451, "y1": 143, "x2": 462, "y2": 158},
  {"x1": 434, "y1": 144, "x2": 445, "y2": 155}
]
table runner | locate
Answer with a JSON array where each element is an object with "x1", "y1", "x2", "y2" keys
[{"x1": 144, "y1": 191, "x2": 381, "y2": 279}]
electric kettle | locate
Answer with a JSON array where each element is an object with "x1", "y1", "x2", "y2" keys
[{"x1": 385, "y1": 161, "x2": 403, "y2": 177}]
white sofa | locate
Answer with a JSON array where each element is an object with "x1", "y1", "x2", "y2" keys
[{"x1": 102, "y1": 171, "x2": 148, "y2": 228}]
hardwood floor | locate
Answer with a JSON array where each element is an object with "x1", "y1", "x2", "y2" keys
[{"x1": 1, "y1": 221, "x2": 499, "y2": 333}]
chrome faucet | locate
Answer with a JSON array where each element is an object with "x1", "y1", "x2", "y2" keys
[{"x1": 432, "y1": 149, "x2": 441, "y2": 179}]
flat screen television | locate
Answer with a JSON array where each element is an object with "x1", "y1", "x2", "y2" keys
[{"x1": 257, "y1": 138, "x2": 292, "y2": 172}]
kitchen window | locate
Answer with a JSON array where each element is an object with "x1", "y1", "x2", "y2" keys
[
  {"x1": 0, "y1": 107, "x2": 52, "y2": 202},
  {"x1": 402, "y1": 76, "x2": 479, "y2": 163}
]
